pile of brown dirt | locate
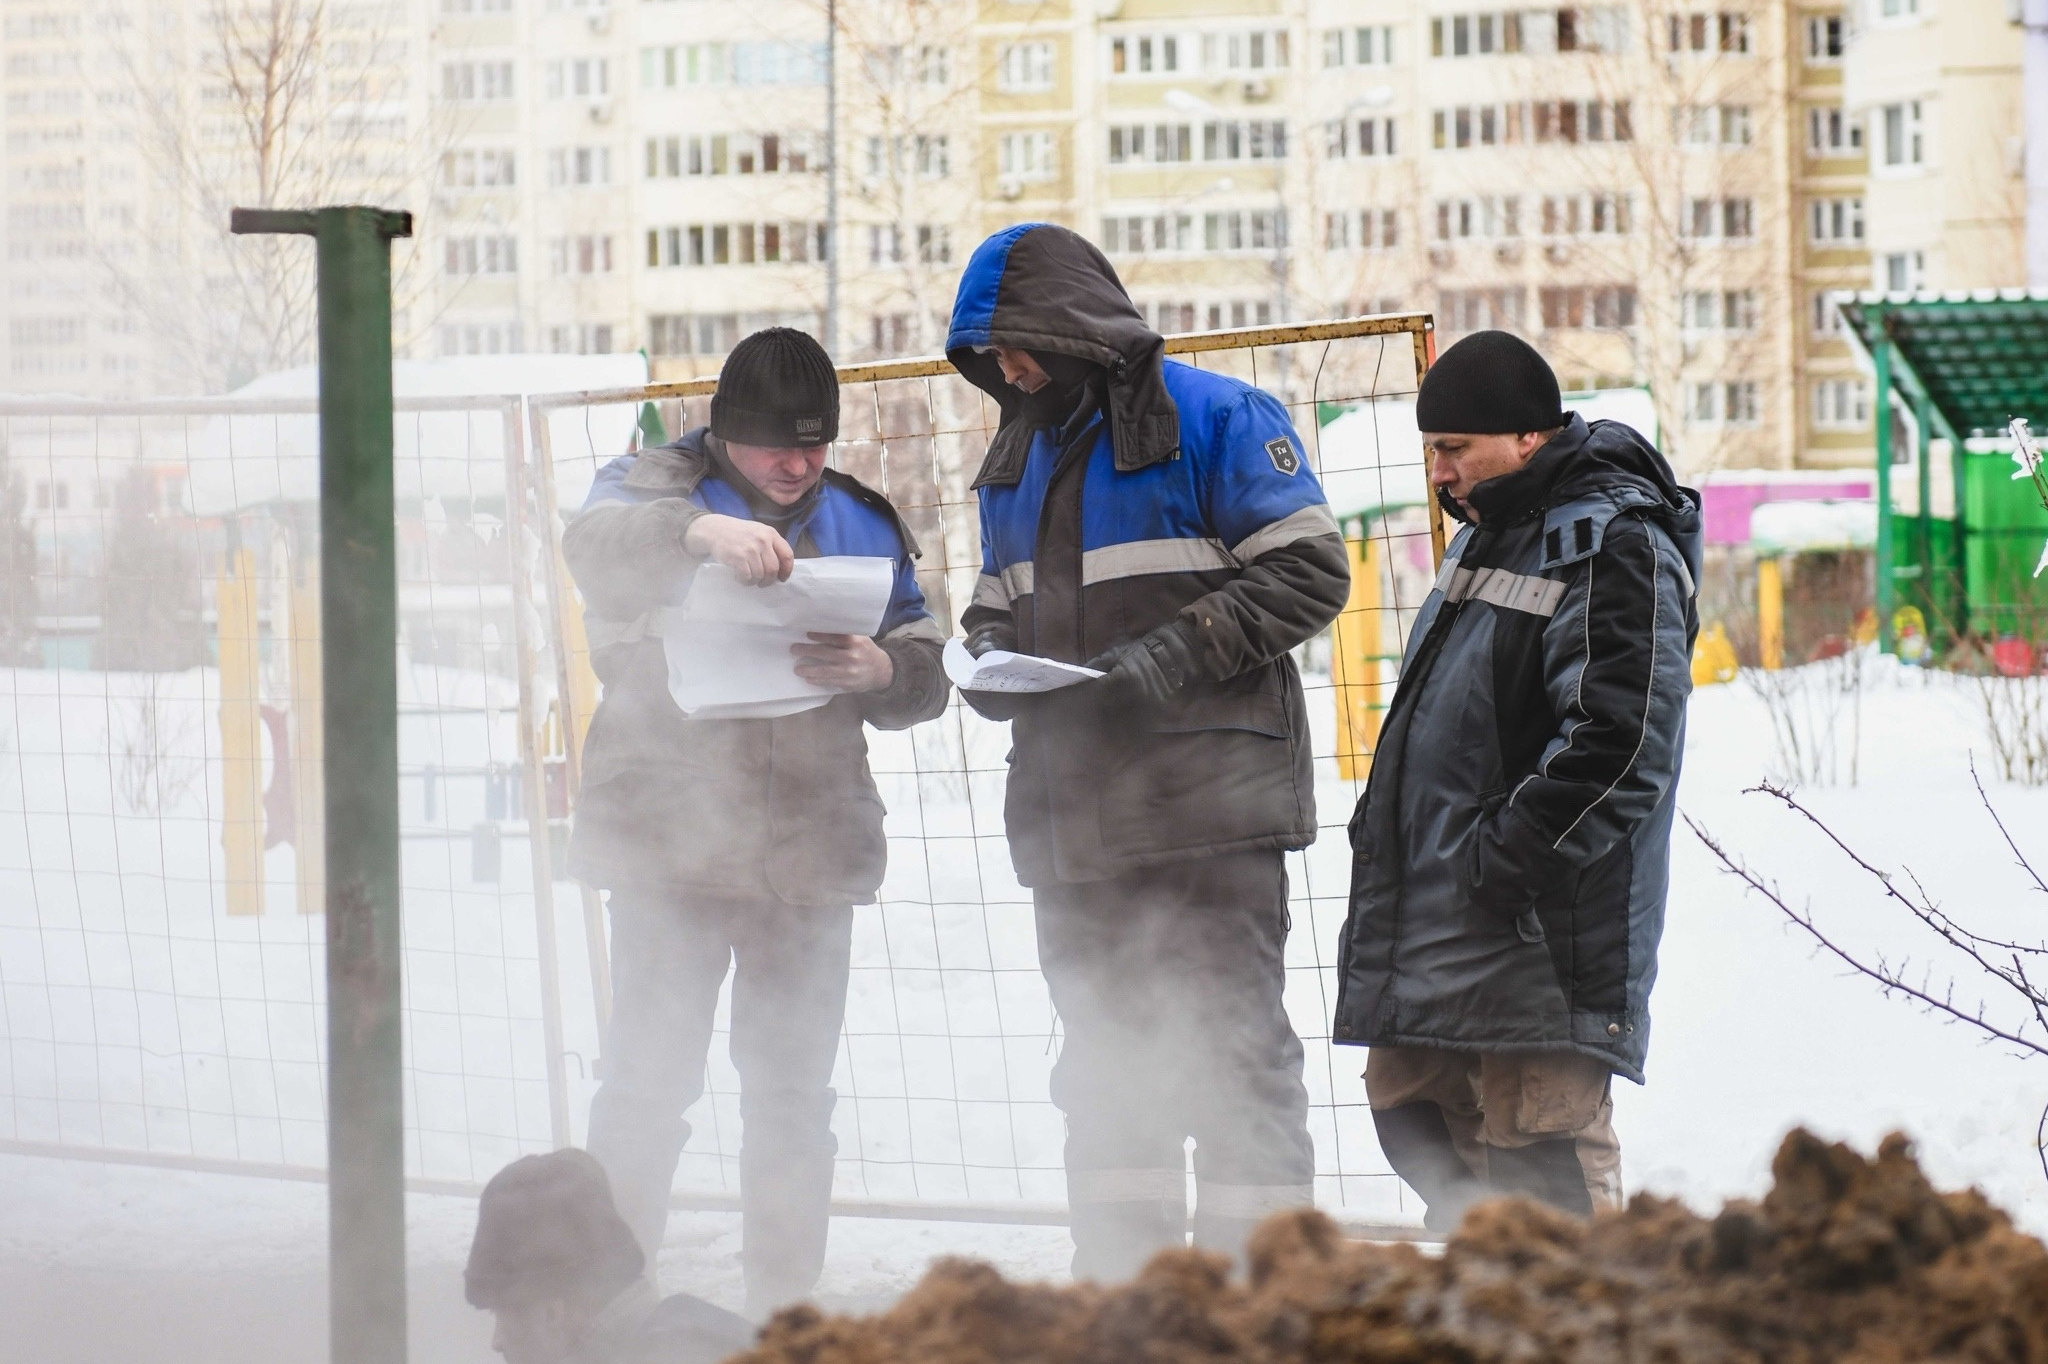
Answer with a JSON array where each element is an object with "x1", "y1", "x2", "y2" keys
[{"x1": 738, "y1": 1130, "x2": 2048, "y2": 1364}]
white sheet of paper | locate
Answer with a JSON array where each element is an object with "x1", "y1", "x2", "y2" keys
[
  {"x1": 663, "y1": 557, "x2": 896, "y2": 717},
  {"x1": 943, "y1": 637, "x2": 1105, "y2": 693}
]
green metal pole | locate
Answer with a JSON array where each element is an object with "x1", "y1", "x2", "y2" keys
[
  {"x1": 1873, "y1": 319, "x2": 1895, "y2": 653},
  {"x1": 231, "y1": 204, "x2": 415, "y2": 1364}
]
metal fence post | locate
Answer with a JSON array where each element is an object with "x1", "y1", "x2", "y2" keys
[{"x1": 231, "y1": 203, "x2": 415, "y2": 1364}]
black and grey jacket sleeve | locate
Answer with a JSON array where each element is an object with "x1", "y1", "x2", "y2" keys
[
  {"x1": 1177, "y1": 509, "x2": 1351, "y2": 681},
  {"x1": 1471, "y1": 513, "x2": 1696, "y2": 904}
]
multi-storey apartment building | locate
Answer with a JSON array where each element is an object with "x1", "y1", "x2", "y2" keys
[{"x1": 4, "y1": 0, "x2": 2031, "y2": 477}]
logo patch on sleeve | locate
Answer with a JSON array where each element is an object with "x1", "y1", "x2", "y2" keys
[{"x1": 1265, "y1": 437, "x2": 1301, "y2": 475}]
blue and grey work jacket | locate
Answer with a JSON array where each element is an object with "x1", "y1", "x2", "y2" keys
[{"x1": 947, "y1": 222, "x2": 1351, "y2": 886}]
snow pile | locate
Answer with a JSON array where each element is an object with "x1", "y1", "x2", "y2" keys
[{"x1": 740, "y1": 1129, "x2": 2048, "y2": 1364}]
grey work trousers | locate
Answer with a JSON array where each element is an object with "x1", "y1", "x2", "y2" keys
[
  {"x1": 584, "y1": 891, "x2": 852, "y2": 1312},
  {"x1": 1034, "y1": 848, "x2": 1317, "y2": 1281}
]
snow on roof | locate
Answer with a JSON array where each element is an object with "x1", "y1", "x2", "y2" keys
[
  {"x1": 1748, "y1": 498, "x2": 1876, "y2": 555},
  {"x1": 187, "y1": 354, "x2": 648, "y2": 515}
]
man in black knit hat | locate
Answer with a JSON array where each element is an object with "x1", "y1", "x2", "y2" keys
[
  {"x1": 1330, "y1": 330, "x2": 1702, "y2": 1230},
  {"x1": 565, "y1": 328, "x2": 948, "y2": 1314}
]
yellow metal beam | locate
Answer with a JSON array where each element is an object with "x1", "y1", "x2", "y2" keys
[{"x1": 217, "y1": 548, "x2": 264, "y2": 916}]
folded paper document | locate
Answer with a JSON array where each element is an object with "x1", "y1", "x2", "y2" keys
[
  {"x1": 662, "y1": 556, "x2": 895, "y2": 719},
  {"x1": 943, "y1": 638, "x2": 1105, "y2": 693}
]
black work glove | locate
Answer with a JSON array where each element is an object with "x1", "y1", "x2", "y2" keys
[
  {"x1": 1085, "y1": 622, "x2": 1204, "y2": 711},
  {"x1": 964, "y1": 621, "x2": 1016, "y2": 658},
  {"x1": 959, "y1": 620, "x2": 1030, "y2": 722}
]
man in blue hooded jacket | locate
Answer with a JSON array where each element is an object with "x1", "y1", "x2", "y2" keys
[
  {"x1": 946, "y1": 223, "x2": 1351, "y2": 1278},
  {"x1": 1332, "y1": 331, "x2": 1701, "y2": 1230}
]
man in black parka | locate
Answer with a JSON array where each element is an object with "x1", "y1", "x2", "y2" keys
[{"x1": 1332, "y1": 331, "x2": 1701, "y2": 1229}]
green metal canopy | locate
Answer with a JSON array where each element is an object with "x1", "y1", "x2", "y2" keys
[
  {"x1": 1840, "y1": 290, "x2": 2048, "y2": 653},
  {"x1": 1842, "y1": 290, "x2": 2048, "y2": 438}
]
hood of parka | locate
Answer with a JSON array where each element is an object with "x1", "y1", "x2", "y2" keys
[
  {"x1": 946, "y1": 223, "x2": 1180, "y2": 487},
  {"x1": 1445, "y1": 414, "x2": 1703, "y2": 571}
]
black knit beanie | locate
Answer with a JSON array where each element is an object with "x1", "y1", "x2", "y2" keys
[
  {"x1": 465, "y1": 1149, "x2": 645, "y2": 1309},
  {"x1": 1414, "y1": 330, "x2": 1566, "y2": 435},
  {"x1": 710, "y1": 326, "x2": 839, "y2": 447}
]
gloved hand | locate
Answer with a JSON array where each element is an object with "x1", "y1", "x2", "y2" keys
[
  {"x1": 964, "y1": 621, "x2": 1016, "y2": 658},
  {"x1": 959, "y1": 620, "x2": 1029, "y2": 721},
  {"x1": 1085, "y1": 622, "x2": 1203, "y2": 711}
]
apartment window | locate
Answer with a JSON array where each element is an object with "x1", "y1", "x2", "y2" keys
[
  {"x1": 1809, "y1": 197, "x2": 1865, "y2": 244},
  {"x1": 998, "y1": 42, "x2": 1056, "y2": 92},
  {"x1": 1805, "y1": 16, "x2": 1845, "y2": 62},
  {"x1": 917, "y1": 45, "x2": 949, "y2": 85},
  {"x1": 870, "y1": 314, "x2": 912, "y2": 356},
  {"x1": 1877, "y1": 0, "x2": 1920, "y2": 18},
  {"x1": 998, "y1": 131, "x2": 1057, "y2": 182},
  {"x1": 1100, "y1": 213, "x2": 1194, "y2": 254},
  {"x1": 441, "y1": 60, "x2": 515, "y2": 100},
  {"x1": 867, "y1": 226, "x2": 902, "y2": 265},
  {"x1": 1430, "y1": 12, "x2": 1523, "y2": 56},
  {"x1": 439, "y1": 321, "x2": 522, "y2": 355},
  {"x1": 916, "y1": 225, "x2": 952, "y2": 265},
  {"x1": 1327, "y1": 117, "x2": 1398, "y2": 158},
  {"x1": 550, "y1": 235, "x2": 613, "y2": 274},
  {"x1": 1540, "y1": 285, "x2": 1636, "y2": 330},
  {"x1": 549, "y1": 324, "x2": 615, "y2": 355},
  {"x1": 1812, "y1": 290, "x2": 1845, "y2": 336},
  {"x1": 1533, "y1": 99, "x2": 1632, "y2": 144},
  {"x1": 1807, "y1": 106, "x2": 1863, "y2": 156},
  {"x1": 640, "y1": 43, "x2": 826, "y2": 88},
  {"x1": 443, "y1": 235, "x2": 519, "y2": 275},
  {"x1": 1438, "y1": 287, "x2": 1525, "y2": 331},
  {"x1": 1683, "y1": 196, "x2": 1754, "y2": 239},
  {"x1": 440, "y1": 149, "x2": 517, "y2": 187},
  {"x1": 1812, "y1": 379, "x2": 1871, "y2": 430},
  {"x1": 1203, "y1": 209, "x2": 1287, "y2": 252},
  {"x1": 544, "y1": 57, "x2": 609, "y2": 98},
  {"x1": 1882, "y1": 250, "x2": 1926, "y2": 292},
  {"x1": 1674, "y1": 103, "x2": 1752, "y2": 147},
  {"x1": 1879, "y1": 100, "x2": 1924, "y2": 169},
  {"x1": 1432, "y1": 103, "x2": 1525, "y2": 149},
  {"x1": 1144, "y1": 302, "x2": 1199, "y2": 332},
  {"x1": 1540, "y1": 192, "x2": 1631, "y2": 236},
  {"x1": 864, "y1": 134, "x2": 950, "y2": 178},
  {"x1": 1434, "y1": 195, "x2": 1521, "y2": 240},
  {"x1": 1554, "y1": 6, "x2": 1631, "y2": 51},
  {"x1": 1201, "y1": 120, "x2": 1287, "y2": 162},
  {"x1": 1667, "y1": 11, "x2": 1750, "y2": 54},
  {"x1": 649, "y1": 314, "x2": 736, "y2": 357},
  {"x1": 645, "y1": 221, "x2": 825, "y2": 267},
  {"x1": 547, "y1": 146, "x2": 612, "y2": 187},
  {"x1": 1681, "y1": 289, "x2": 1758, "y2": 331},
  {"x1": 1108, "y1": 34, "x2": 1181, "y2": 75},
  {"x1": 1204, "y1": 301, "x2": 1276, "y2": 329},
  {"x1": 1686, "y1": 380, "x2": 1759, "y2": 425},
  {"x1": 648, "y1": 133, "x2": 810, "y2": 178},
  {"x1": 1108, "y1": 124, "x2": 1193, "y2": 165},
  {"x1": 1685, "y1": 384, "x2": 1716, "y2": 423},
  {"x1": 1329, "y1": 209, "x2": 1400, "y2": 250},
  {"x1": 1323, "y1": 25, "x2": 1394, "y2": 67},
  {"x1": 1200, "y1": 30, "x2": 1290, "y2": 73}
]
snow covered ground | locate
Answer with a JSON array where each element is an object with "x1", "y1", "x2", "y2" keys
[{"x1": 5, "y1": 653, "x2": 2048, "y2": 1362}]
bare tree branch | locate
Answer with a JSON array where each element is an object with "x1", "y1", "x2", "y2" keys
[{"x1": 1684, "y1": 808, "x2": 2048, "y2": 1061}]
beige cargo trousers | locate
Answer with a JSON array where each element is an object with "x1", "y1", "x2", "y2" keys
[{"x1": 1365, "y1": 1046, "x2": 1623, "y2": 1217}]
